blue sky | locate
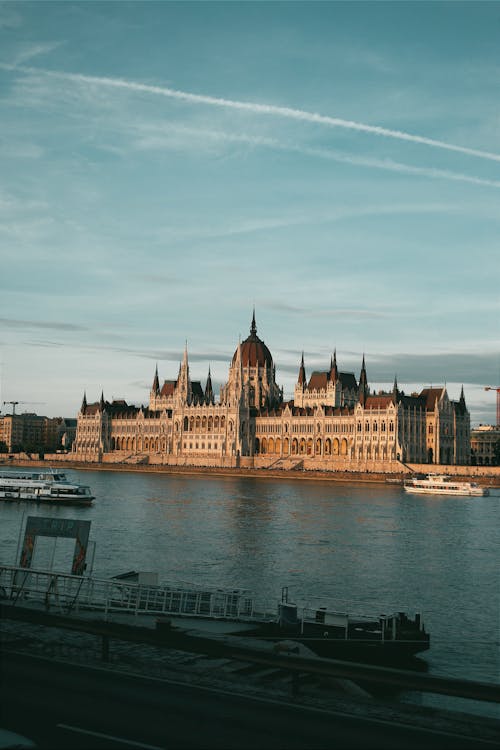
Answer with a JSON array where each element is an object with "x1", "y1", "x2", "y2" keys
[{"x1": 0, "y1": 1, "x2": 499, "y2": 424}]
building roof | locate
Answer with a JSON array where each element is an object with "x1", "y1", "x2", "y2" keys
[
  {"x1": 364, "y1": 395, "x2": 395, "y2": 409},
  {"x1": 307, "y1": 372, "x2": 329, "y2": 391},
  {"x1": 160, "y1": 380, "x2": 176, "y2": 397},
  {"x1": 338, "y1": 372, "x2": 357, "y2": 390},
  {"x1": 419, "y1": 387, "x2": 445, "y2": 410}
]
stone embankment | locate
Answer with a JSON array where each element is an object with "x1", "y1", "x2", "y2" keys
[{"x1": 2, "y1": 456, "x2": 499, "y2": 487}]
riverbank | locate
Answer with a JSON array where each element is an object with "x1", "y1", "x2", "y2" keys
[{"x1": 2, "y1": 456, "x2": 499, "y2": 487}]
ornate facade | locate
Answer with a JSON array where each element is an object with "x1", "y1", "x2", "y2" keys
[{"x1": 72, "y1": 313, "x2": 471, "y2": 469}]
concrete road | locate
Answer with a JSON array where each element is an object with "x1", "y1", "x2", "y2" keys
[{"x1": 1, "y1": 651, "x2": 498, "y2": 749}]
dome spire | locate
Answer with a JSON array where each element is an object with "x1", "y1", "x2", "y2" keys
[{"x1": 250, "y1": 308, "x2": 257, "y2": 337}]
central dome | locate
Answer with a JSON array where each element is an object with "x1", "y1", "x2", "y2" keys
[{"x1": 232, "y1": 313, "x2": 273, "y2": 368}]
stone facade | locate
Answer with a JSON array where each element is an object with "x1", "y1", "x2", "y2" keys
[
  {"x1": 470, "y1": 424, "x2": 500, "y2": 466},
  {"x1": 72, "y1": 313, "x2": 471, "y2": 469}
]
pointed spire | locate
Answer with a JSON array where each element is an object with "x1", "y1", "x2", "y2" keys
[
  {"x1": 99, "y1": 390, "x2": 105, "y2": 412},
  {"x1": 250, "y1": 308, "x2": 257, "y2": 337},
  {"x1": 329, "y1": 349, "x2": 338, "y2": 382},
  {"x1": 393, "y1": 374, "x2": 399, "y2": 400},
  {"x1": 358, "y1": 354, "x2": 368, "y2": 406},
  {"x1": 298, "y1": 352, "x2": 306, "y2": 386},
  {"x1": 152, "y1": 364, "x2": 160, "y2": 394},
  {"x1": 205, "y1": 366, "x2": 214, "y2": 405},
  {"x1": 81, "y1": 391, "x2": 87, "y2": 413}
]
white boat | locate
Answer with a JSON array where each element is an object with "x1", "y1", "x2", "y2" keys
[
  {"x1": 0, "y1": 469, "x2": 94, "y2": 505},
  {"x1": 404, "y1": 473, "x2": 489, "y2": 497}
]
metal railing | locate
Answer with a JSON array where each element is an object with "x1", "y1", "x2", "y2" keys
[{"x1": 0, "y1": 564, "x2": 256, "y2": 620}]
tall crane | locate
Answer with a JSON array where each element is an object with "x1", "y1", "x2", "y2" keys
[
  {"x1": 484, "y1": 387, "x2": 500, "y2": 426},
  {"x1": 2, "y1": 401, "x2": 46, "y2": 416}
]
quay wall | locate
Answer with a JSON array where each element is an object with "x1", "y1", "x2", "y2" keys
[{"x1": 2, "y1": 454, "x2": 499, "y2": 486}]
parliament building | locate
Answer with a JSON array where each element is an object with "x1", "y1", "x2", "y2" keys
[{"x1": 72, "y1": 313, "x2": 471, "y2": 470}]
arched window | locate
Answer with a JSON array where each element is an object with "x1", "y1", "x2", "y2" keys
[
  {"x1": 202, "y1": 416, "x2": 207, "y2": 429},
  {"x1": 183, "y1": 416, "x2": 189, "y2": 431}
]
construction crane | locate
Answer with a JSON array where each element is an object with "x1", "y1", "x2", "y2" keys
[
  {"x1": 484, "y1": 387, "x2": 500, "y2": 426},
  {"x1": 2, "y1": 401, "x2": 46, "y2": 416}
]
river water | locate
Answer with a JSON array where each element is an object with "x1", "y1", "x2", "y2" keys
[{"x1": 1, "y1": 468, "x2": 499, "y2": 717}]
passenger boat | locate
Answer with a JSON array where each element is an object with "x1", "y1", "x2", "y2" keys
[
  {"x1": 404, "y1": 473, "x2": 489, "y2": 497},
  {"x1": 0, "y1": 469, "x2": 94, "y2": 505}
]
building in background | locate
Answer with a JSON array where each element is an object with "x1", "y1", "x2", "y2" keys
[
  {"x1": 0, "y1": 413, "x2": 77, "y2": 454},
  {"x1": 72, "y1": 313, "x2": 471, "y2": 470},
  {"x1": 470, "y1": 424, "x2": 500, "y2": 466}
]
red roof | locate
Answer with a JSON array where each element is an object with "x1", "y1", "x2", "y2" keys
[
  {"x1": 419, "y1": 387, "x2": 444, "y2": 410},
  {"x1": 307, "y1": 372, "x2": 329, "y2": 391},
  {"x1": 364, "y1": 395, "x2": 394, "y2": 409},
  {"x1": 160, "y1": 381, "x2": 176, "y2": 397}
]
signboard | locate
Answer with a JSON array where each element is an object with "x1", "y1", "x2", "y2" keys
[{"x1": 19, "y1": 516, "x2": 91, "y2": 575}]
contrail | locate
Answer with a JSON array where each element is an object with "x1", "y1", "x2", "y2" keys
[
  {"x1": 4, "y1": 63, "x2": 500, "y2": 164},
  {"x1": 134, "y1": 123, "x2": 500, "y2": 188}
]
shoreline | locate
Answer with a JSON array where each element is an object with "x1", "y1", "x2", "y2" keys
[{"x1": 1, "y1": 458, "x2": 498, "y2": 488}]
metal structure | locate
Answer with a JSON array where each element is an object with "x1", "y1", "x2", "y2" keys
[
  {"x1": 0, "y1": 564, "x2": 257, "y2": 620},
  {"x1": 2, "y1": 400, "x2": 46, "y2": 416},
  {"x1": 484, "y1": 386, "x2": 500, "y2": 425},
  {"x1": 1, "y1": 566, "x2": 499, "y2": 708}
]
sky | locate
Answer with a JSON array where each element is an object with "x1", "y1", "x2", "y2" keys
[{"x1": 0, "y1": 1, "x2": 499, "y2": 425}]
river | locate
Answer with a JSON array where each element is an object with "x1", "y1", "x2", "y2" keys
[{"x1": 1, "y1": 467, "x2": 499, "y2": 718}]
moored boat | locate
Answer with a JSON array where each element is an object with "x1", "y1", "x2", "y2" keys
[
  {"x1": 0, "y1": 469, "x2": 94, "y2": 505},
  {"x1": 404, "y1": 473, "x2": 489, "y2": 497},
  {"x1": 111, "y1": 577, "x2": 430, "y2": 663}
]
